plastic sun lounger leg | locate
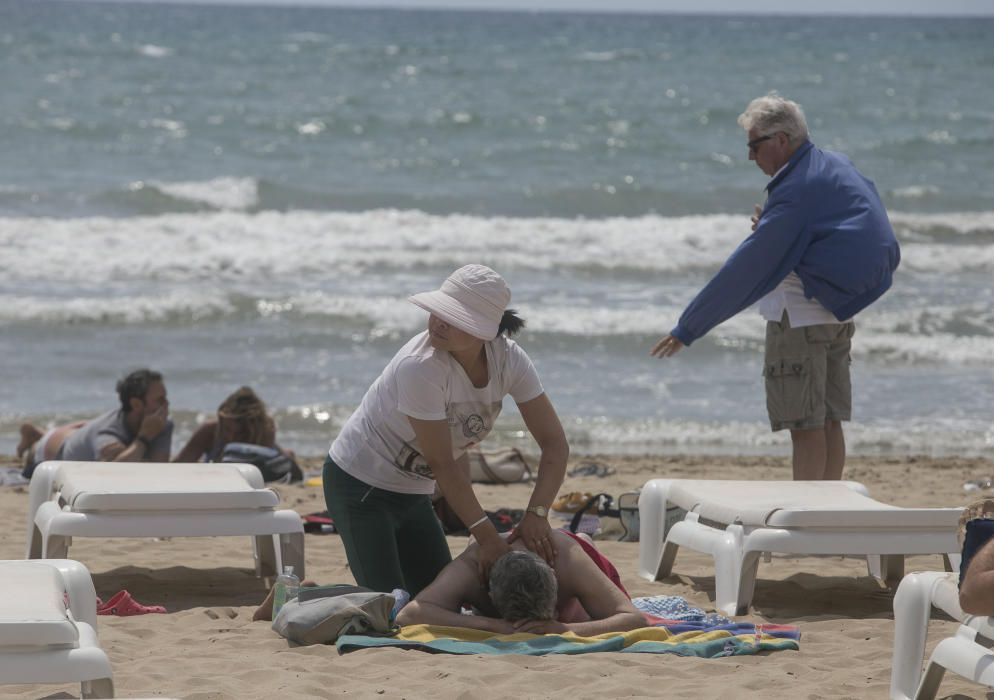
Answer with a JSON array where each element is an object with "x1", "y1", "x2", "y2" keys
[
  {"x1": 712, "y1": 523, "x2": 746, "y2": 617},
  {"x1": 281, "y1": 532, "x2": 305, "y2": 579},
  {"x1": 255, "y1": 534, "x2": 278, "y2": 577},
  {"x1": 890, "y1": 571, "x2": 952, "y2": 700},
  {"x1": 880, "y1": 555, "x2": 907, "y2": 588},
  {"x1": 736, "y1": 548, "x2": 763, "y2": 616},
  {"x1": 81, "y1": 677, "x2": 114, "y2": 699},
  {"x1": 637, "y1": 479, "x2": 672, "y2": 581},
  {"x1": 657, "y1": 539, "x2": 680, "y2": 580},
  {"x1": 916, "y1": 626, "x2": 994, "y2": 700},
  {"x1": 44, "y1": 533, "x2": 71, "y2": 559}
]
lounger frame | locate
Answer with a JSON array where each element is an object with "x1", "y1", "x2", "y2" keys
[
  {"x1": 26, "y1": 461, "x2": 305, "y2": 578},
  {"x1": 639, "y1": 478, "x2": 960, "y2": 616},
  {"x1": 891, "y1": 570, "x2": 994, "y2": 699},
  {"x1": 0, "y1": 559, "x2": 113, "y2": 699}
]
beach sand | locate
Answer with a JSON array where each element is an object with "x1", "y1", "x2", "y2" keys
[{"x1": 3, "y1": 453, "x2": 992, "y2": 699}]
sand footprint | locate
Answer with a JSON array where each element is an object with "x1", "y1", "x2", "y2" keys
[{"x1": 203, "y1": 607, "x2": 239, "y2": 620}]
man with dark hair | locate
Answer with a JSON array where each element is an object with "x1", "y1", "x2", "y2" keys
[
  {"x1": 19, "y1": 368, "x2": 172, "y2": 477},
  {"x1": 396, "y1": 529, "x2": 644, "y2": 635}
]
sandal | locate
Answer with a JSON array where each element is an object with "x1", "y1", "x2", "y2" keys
[{"x1": 97, "y1": 590, "x2": 167, "y2": 616}]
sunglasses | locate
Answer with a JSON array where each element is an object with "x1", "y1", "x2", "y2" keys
[{"x1": 747, "y1": 134, "x2": 775, "y2": 154}]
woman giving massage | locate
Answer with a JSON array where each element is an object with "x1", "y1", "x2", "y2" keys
[{"x1": 323, "y1": 265, "x2": 570, "y2": 597}]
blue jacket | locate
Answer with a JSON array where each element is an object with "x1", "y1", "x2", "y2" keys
[{"x1": 671, "y1": 141, "x2": 900, "y2": 346}]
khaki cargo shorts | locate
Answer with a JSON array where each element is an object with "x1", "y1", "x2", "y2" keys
[{"x1": 763, "y1": 312, "x2": 855, "y2": 431}]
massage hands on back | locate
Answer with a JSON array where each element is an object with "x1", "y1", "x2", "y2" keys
[{"x1": 322, "y1": 265, "x2": 570, "y2": 602}]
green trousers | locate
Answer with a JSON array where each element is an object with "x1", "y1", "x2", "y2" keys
[{"x1": 323, "y1": 456, "x2": 452, "y2": 597}]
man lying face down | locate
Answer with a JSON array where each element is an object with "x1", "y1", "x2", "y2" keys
[{"x1": 396, "y1": 529, "x2": 645, "y2": 636}]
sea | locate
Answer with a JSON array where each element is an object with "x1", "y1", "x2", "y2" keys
[{"x1": 2, "y1": 0, "x2": 992, "y2": 458}]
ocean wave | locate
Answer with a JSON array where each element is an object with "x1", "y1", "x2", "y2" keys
[
  {"x1": 137, "y1": 43, "x2": 173, "y2": 58},
  {"x1": 2, "y1": 209, "x2": 992, "y2": 288},
  {"x1": 140, "y1": 177, "x2": 259, "y2": 211},
  {"x1": 3, "y1": 284, "x2": 991, "y2": 365}
]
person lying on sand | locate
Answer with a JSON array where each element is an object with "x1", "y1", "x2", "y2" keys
[
  {"x1": 254, "y1": 530, "x2": 643, "y2": 635},
  {"x1": 18, "y1": 368, "x2": 172, "y2": 479},
  {"x1": 172, "y1": 385, "x2": 297, "y2": 468},
  {"x1": 396, "y1": 529, "x2": 644, "y2": 635}
]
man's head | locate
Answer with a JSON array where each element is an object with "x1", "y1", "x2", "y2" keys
[
  {"x1": 737, "y1": 92, "x2": 809, "y2": 177},
  {"x1": 488, "y1": 550, "x2": 557, "y2": 622},
  {"x1": 116, "y1": 368, "x2": 167, "y2": 416}
]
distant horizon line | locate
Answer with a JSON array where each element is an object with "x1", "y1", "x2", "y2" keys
[{"x1": 50, "y1": 0, "x2": 994, "y2": 19}]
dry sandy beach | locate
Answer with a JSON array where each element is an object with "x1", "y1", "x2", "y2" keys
[{"x1": 3, "y1": 453, "x2": 992, "y2": 700}]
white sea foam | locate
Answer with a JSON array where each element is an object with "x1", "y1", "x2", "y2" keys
[
  {"x1": 150, "y1": 177, "x2": 259, "y2": 210},
  {"x1": 137, "y1": 44, "x2": 173, "y2": 58},
  {"x1": 1, "y1": 209, "x2": 990, "y2": 366},
  {"x1": 891, "y1": 185, "x2": 940, "y2": 199},
  {"x1": 3, "y1": 209, "x2": 989, "y2": 283}
]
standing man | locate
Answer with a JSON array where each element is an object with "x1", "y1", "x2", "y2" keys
[
  {"x1": 20, "y1": 368, "x2": 173, "y2": 477},
  {"x1": 651, "y1": 93, "x2": 899, "y2": 481}
]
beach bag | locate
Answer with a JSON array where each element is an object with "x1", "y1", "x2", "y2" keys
[
  {"x1": 567, "y1": 491, "x2": 641, "y2": 542},
  {"x1": 272, "y1": 588, "x2": 397, "y2": 646},
  {"x1": 468, "y1": 447, "x2": 532, "y2": 484},
  {"x1": 221, "y1": 442, "x2": 303, "y2": 483}
]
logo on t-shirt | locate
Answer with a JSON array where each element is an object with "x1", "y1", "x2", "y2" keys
[{"x1": 395, "y1": 442, "x2": 434, "y2": 479}]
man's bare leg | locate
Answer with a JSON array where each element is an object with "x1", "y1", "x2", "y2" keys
[
  {"x1": 790, "y1": 428, "x2": 827, "y2": 480},
  {"x1": 16, "y1": 423, "x2": 43, "y2": 459},
  {"x1": 823, "y1": 420, "x2": 846, "y2": 480}
]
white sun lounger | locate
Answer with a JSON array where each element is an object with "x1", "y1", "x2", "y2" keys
[
  {"x1": 27, "y1": 461, "x2": 305, "y2": 578},
  {"x1": 638, "y1": 478, "x2": 962, "y2": 616},
  {"x1": 891, "y1": 570, "x2": 994, "y2": 699},
  {"x1": 0, "y1": 559, "x2": 113, "y2": 698}
]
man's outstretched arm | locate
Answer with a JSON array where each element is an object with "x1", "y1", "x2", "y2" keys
[{"x1": 395, "y1": 556, "x2": 515, "y2": 634}]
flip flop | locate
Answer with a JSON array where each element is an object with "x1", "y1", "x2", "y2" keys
[{"x1": 97, "y1": 590, "x2": 167, "y2": 616}]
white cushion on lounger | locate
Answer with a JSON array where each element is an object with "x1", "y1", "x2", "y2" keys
[
  {"x1": 0, "y1": 564, "x2": 76, "y2": 648},
  {"x1": 668, "y1": 480, "x2": 961, "y2": 529},
  {"x1": 58, "y1": 462, "x2": 279, "y2": 512}
]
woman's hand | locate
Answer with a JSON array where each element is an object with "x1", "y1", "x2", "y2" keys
[
  {"x1": 508, "y1": 512, "x2": 557, "y2": 565},
  {"x1": 476, "y1": 535, "x2": 512, "y2": 584}
]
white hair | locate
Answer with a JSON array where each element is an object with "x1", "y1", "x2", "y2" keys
[{"x1": 737, "y1": 92, "x2": 809, "y2": 144}]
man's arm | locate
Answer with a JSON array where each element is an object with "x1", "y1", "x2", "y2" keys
[
  {"x1": 667, "y1": 191, "x2": 809, "y2": 347},
  {"x1": 960, "y1": 536, "x2": 994, "y2": 615},
  {"x1": 395, "y1": 555, "x2": 515, "y2": 634},
  {"x1": 99, "y1": 407, "x2": 171, "y2": 462}
]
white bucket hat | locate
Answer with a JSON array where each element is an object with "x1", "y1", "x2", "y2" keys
[{"x1": 409, "y1": 264, "x2": 511, "y2": 340}]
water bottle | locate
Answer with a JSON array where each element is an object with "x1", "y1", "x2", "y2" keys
[{"x1": 271, "y1": 565, "x2": 300, "y2": 620}]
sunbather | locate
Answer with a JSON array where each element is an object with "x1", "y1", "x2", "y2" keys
[
  {"x1": 396, "y1": 529, "x2": 644, "y2": 635},
  {"x1": 18, "y1": 368, "x2": 172, "y2": 478},
  {"x1": 172, "y1": 385, "x2": 295, "y2": 464}
]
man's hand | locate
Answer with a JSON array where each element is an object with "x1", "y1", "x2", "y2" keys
[
  {"x1": 650, "y1": 334, "x2": 684, "y2": 358},
  {"x1": 751, "y1": 203, "x2": 762, "y2": 231},
  {"x1": 507, "y1": 512, "x2": 556, "y2": 565},
  {"x1": 476, "y1": 536, "x2": 512, "y2": 584},
  {"x1": 511, "y1": 619, "x2": 569, "y2": 635},
  {"x1": 139, "y1": 405, "x2": 169, "y2": 440}
]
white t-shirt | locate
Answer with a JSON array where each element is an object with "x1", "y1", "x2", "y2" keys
[
  {"x1": 758, "y1": 272, "x2": 846, "y2": 327},
  {"x1": 329, "y1": 331, "x2": 545, "y2": 495}
]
